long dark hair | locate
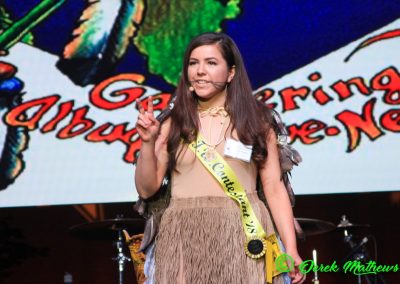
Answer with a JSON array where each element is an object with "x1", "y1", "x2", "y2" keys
[{"x1": 167, "y1": 32, "x2": 273, "y2": 172}]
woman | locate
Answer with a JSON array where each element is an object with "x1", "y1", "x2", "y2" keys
[{"x1": 135, "y1": 32, "x2": 304, "y2": 284}]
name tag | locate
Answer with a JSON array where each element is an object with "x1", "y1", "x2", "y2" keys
[{"x1": 224, "y1": 138, "x2": 253, "y2": 162}]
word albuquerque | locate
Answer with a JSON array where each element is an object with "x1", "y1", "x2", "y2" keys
[{"x1": 5, "y1": 66, "x2": 400, "y2": 164}]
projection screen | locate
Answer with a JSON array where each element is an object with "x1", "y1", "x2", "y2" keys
[{"x1": 0, "y1": 1, "x2": 399, "y2": 207}]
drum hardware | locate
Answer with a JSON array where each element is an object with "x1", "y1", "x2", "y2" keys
[
  {"x1": 336, "y1": 215, "x2": 371, "y2": 231},
  {"x1": 295, "y1": 218, "x2": 336, "y2": 236},
  {"x1": 69, "y1": 215, "x2": 145, "y2": 240},
  {"x1": 113, "y1": 224, "x2": 131, "y2": 284},
  {"x1": 69, "y1": 214, "x2": 145, "y2": 284},
  {"x1": 337, "y1": 215, "x2": 385, "y2": 284},
  {"x1": 295, "y1": 216, "x2": 384, "y2": 284}
]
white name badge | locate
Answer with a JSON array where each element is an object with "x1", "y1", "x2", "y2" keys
[{"x1": 224, "y1": 138, "x2": 253, "y2": 163}]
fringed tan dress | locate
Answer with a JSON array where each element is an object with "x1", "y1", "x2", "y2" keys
[{"x1": 154, "y1": 122, "x2": 286, "y2": 284}]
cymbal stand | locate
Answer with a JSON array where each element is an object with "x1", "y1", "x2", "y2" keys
[
  {"x1": 113, "y1": 227, "x2": 131, "y2": 284},
  {"x1": 339, "y1": 215, "x2": 385, "y2": 284}
]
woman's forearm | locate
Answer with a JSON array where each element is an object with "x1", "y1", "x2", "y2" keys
[{"x1": 265, "y1": 183, "x2": 298, "y2": 253}]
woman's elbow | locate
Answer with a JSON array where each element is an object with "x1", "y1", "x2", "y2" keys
[
  {"x1": 263, "y1": 180, "x2": 286, "y2": 199},
  {"x1": 134, "y1": 176, "x2": 161, "y2": 199}
]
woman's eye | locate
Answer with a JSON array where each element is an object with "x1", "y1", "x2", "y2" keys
[
  {"x1": 208, "y1": 61, "x2": 217, "y2": 65},
  {"x1": 189, "y1": 61, "x2": 197, "y2": 66}
]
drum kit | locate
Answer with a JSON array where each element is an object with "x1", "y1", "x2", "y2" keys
[
  {"x1": 69, "y1": 214, "x2": 145, "y2": 284},
  {"x1": 295, "y1": 215, "x2": 383, "y2": 284},
  {"x1": 68, "y1": 214, "x2": 384, "y2": 284}
]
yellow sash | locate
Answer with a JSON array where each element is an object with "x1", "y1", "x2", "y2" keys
[{"x1": 188, "y1": 134, "x2": 283, "y2": 283}]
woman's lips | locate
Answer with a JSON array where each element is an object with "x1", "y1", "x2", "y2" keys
[{"x1": 193, "y1": 80, "x2": 211, "y2": 87}]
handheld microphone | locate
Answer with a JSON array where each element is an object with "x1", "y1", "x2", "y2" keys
[{"x1": 156, "y1": 97, "x2": 176, "y2": 123}]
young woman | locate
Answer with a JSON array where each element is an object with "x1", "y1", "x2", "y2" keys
[{"x1": 135, "y1": 32, "x2": 305, "y2": 284}]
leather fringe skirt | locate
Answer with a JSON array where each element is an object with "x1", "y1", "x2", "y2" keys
[{"x1": 153, "y1": 192, "x2": 287, "y2": 284}]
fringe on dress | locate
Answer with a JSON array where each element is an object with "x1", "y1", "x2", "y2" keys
[{"x1": 153, "y1": 192, "x2": 287, "y2": 284}]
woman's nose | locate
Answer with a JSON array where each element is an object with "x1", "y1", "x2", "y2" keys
[{"x1": 197, "y1": 63, "x2": 206, "y2": 75}]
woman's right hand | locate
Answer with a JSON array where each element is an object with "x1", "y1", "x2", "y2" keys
[{"x1": 135, "y1": 96, "x2": 160, "y2": 143}]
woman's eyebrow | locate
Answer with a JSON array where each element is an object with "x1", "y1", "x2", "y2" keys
[{"x1": 189, "y1": 57, "x2": 219, "y2": 61}]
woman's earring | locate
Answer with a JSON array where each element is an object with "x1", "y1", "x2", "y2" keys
[{"x1": 189, "y1": 86, "x2": 194, "y2": 92}]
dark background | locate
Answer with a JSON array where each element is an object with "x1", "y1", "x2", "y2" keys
[{"x1": 1, "y1": 191, "x2": 399, "y2": 284}]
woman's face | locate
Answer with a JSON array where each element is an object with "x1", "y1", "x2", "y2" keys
[{"x1": 187, "y1": 44, "x2": 234, "y2": 101}]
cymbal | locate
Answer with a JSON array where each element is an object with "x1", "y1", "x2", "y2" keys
[
  {"x1": 295, "y1": 218, "x2": 336, "y2": 236},
  {"x1": 69, "y1": 217, "x2": 145, "y2": 240},
  {"x1": 336, "y1": 223, "x2": 370, "y2": 230},
  {"x1": 336, "y1": 215, "x2": 370, "y2": 231}
]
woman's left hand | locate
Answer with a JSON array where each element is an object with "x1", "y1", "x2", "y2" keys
[{"x1": 286, "y1": 250, "x2": 306, "y2": 284}]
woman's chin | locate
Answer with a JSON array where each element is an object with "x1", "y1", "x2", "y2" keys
[
  {"x1": 195, "y1": 93, "x2": 211, "y2": 100},
  {"x1": 195, "y1": 90, "x2": 223, "y2": 100}
]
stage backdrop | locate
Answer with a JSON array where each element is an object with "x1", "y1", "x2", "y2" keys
[{"x1": 0, "y1": 0, "x2": 399, "y2": 207}]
